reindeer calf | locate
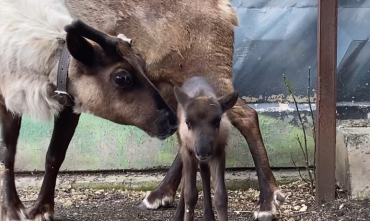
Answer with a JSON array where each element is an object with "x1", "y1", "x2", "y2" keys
[{"x1": 172, "y1": 77, "x2": 238, "y2": 221}]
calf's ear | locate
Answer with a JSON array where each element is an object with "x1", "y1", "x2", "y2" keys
[
  {"x1": 218, "y1": 91, "x2": 239, "y2": 113},
  {"x1": 174, "y1": 86, "x2": 190, "y2": 108}
]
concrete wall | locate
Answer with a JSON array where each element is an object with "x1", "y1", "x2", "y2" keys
[{"x1": 4, "y1": 0, "x2": 370, "y2": 172}]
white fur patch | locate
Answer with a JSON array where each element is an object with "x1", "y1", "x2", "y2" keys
[
  {"x1": 3, "y1": 208, "x2": 29, "y2": 221},
  {"x1": 141, "y1": 191, "x2": 174, "y2": 209},
  {"x1": 253, "y1": 190, "x2": 285, "y2": 221},
  {"x1": 141, "y1": 196, "x2": 162, "y2": 209},
  {"x1": 253, "y1": 211, "x2": 274, "y2": 221},
  {"x1": 33, "y1": 212, "x2": 53, "y2": 221},
  {"x1": 117, "y1": 34, "x2": 132, "y2": 45},
  {"x1": 217, "y1": 0, "x2": 238, "y2": 26},
  {"x1": 161, "y1": 195, "x2": 174, "y2": 205},
  {"x1": 273, "y1": 190, "x2": 286, "y2": 206},
  {"x1": 0, "y1": 0, "x2": 73, "y2": 120}
]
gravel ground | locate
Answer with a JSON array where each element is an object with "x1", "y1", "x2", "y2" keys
[{"x1": 18, "y1": 181, "x2": 370, "y2": 221}]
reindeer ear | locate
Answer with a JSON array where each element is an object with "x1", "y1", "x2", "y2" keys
[
  {"x1": 65, "y1": 28, "x2": 95, "y2": 66},
  {"x1": 174, "y1": 86, "x2": 190, "y2": 108},
  {"x1": 67, "y1": 19, "x2": 117, "y2": 55},
  {"x1": 218, "y1": 91, "x2": 239, "y2": 113}
]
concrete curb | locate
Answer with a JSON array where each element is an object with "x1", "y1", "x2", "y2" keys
[
  {"x1": 15, "y1": 169, "x2": 304, "y2": 191},
  {"x1": 336, "y1": 125, "x2": 370, "y2": 199}
]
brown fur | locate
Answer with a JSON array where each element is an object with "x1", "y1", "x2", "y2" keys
[
  {"x1": 1, "y1": 0, "x2": 285, "y2": 220},
  {"x1": 67, "y1": 37, "x2": 176, "y2": 136},
  {"x1": 177, "y1": 100, "x2": 230, "y2": 153},
  {"x1": 1, "y1": 4, "x2": 181, "y2": 220},
  {"x1": 66, "y1": 0, "x2": 237, "y2": 110},
  {"x1": 67, "y1": 1, "x2": 285, "y2": 221},
  {"x1": 173, "y1": 77, "x2": 237, "y2": 221}
]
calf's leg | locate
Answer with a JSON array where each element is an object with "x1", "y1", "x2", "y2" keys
[
  {"x1": 199, "y1": 163, "x2": 215, "y2": 221},
  {"x1": 182, "y1": 155, "x2": 198, "y2": 221},
  {"x1": 172, "y1": 181, "x2": 185, "y2": 221},
  {"x1": 0, "y1": 105, "x2": 27, "y2": 220},
  {"x1": 227, "y1": 99, "x2": 285, "y2": 221},
  {"x1": 28, "y1": 107, "x2": 80, "y2": 220},
  {"x1": 210, "y1": 152, "x2": 228, "y2": 221}
]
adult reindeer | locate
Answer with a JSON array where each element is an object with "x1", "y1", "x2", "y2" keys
[
  {"x1": 0, "y1": 0, "x2": 178, "y2": 220},
  {"x1": 1, "y1": 0, "x2": 285, "y2": 220},
  {"x1": 68, "y1": 0, "x2": 285, "y2": 220}
]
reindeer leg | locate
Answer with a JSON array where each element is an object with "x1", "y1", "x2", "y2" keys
[
  {"x1": 210, "y1": 151, "x2": 228, "y2": 221},
  {"x1": 199, "y1": 163, "x2": 215, "y2": 221},
  {"x1": 172, "y1": 180, "x2": 185, "y2": 221},
  {"x1": 0, "y1": 105, "x2": 27, "y2": 221},
  {"x1": 182, "y1": 154, "x2": 198, "y2": 221},
  {"x1": 140, "y1": 132, "x2": 183, "y2": 210},
  {"x1": 28, "y1": 107, "x2": 80, "y2": 221},
  {"x1": 228, "y1": 99, "x2": 285, "y2": 221}
]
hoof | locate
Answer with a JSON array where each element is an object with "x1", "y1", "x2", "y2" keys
[
  {"x1": 138, "y1": 190, "x2": 175, "y2": 210},
  {"x1": 253, "y1": 190, "x2": 286, "y2": 221},
  {"x1": 28, "y1": 212, "x2": 53, "y2": 221},
  {"x1": 1, "y1": 206, "x2": 29, "y2": 221},
  {"x1": 253, "y1": 211, "x2": 275, "y2": 221},
  {"x1": 32, "y1": 212, "x2": 53, "y2": 221},
  {"x1": 27, "y1": 204, "x2": 54, "y2": 221}
]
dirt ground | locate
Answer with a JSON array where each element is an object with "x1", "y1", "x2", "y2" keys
[{"x1": 19, "y1": 181, "x2": 370, "y2": 221}]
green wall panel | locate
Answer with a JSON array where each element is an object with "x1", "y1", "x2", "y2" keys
[{"x1": 0, "y1": 113, "x2": 314, "y2": 172}]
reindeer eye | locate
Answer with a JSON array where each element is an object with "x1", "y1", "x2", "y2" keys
[
  {"x1": 185, "y1": 120, "x2": 191, "y2": 129},
  {"x1": 114, "y1": 71, "x2": 132, "y2": 88}
]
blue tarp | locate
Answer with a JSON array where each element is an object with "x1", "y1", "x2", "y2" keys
[{"x1": 231, "y1": 0, "x2": 370, "y2": 102}]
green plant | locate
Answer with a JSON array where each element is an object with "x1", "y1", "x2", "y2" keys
[{"x1": 283, "y1": 67, "x2": 316, "y2": 195}]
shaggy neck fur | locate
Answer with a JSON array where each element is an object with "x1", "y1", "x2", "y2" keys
[{"x1": 0, "y1": 0, "x2": 73, "y2": 121}]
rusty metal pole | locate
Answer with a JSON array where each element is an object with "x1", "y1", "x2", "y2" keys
[{"x1": 316, "y1": 0, "x2": 338, "y2": 205}]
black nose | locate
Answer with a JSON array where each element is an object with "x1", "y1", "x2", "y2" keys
[
  {"x1": 162, "y1": 110, "x2": 178, "y2": 131},
  {"x1": 168, "y1": 114, "x2": 179, "y2": 130},
  {"x1": 195, "y1": 149, "x2": 212, "y2": 161},
  {"x1": 158, "y1": 109, "x2": 178, "y2": 127},
  {"x1": 156, "y1": 109, "x2": 178, "y2": 140}
]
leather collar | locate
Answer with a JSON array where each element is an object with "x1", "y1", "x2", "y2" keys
[{"x1": 55, "y1": 44, "x2": 74, "y2": 106}]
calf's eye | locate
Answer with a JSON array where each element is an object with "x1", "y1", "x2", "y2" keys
[
  {"x1": 213, "y1": 118, "x2": 221, "y2": 128},
  {"x1": 185, "y1": 120, "x2": 191, "y2": 129}
]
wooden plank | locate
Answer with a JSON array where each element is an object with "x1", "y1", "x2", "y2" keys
[{"x1": 316, "y1": 0, "x2": 338, "y2": 205}]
